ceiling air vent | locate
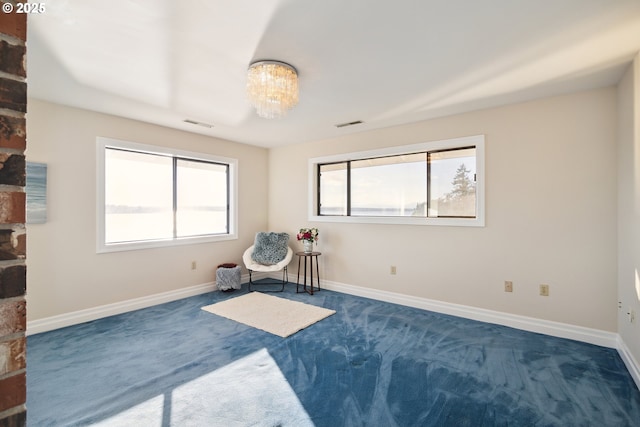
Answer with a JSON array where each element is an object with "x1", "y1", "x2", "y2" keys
[
  {"x1": 335, "y1": 120, "x2": 363, "y2": 128},
  {"x1": 183, "y1": 119, "x2": 214, "y2": 128}
]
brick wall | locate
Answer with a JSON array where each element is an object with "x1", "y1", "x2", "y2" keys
[{"x1": 0, "y1": 4, "x2": 27, "y2": 426}]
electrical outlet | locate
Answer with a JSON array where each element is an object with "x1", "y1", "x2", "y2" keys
[
  {"x1": 504, "y1": 281, "x2": 513, "y2": 292},
  {"x1": 390, "y1": 266, "x2": 397, "y2": 275},
  {"x1": 628, "y1": 309, "x2": 636, "y2": 323},
  {"x1": 191, "y1": 261, "x2": 197, "y2": 270},
  {"x1": 540, "y1": 284, "x2": 549, "y2": 297}
]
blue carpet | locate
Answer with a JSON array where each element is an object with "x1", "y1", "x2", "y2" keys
[{"x1": 27, "y1": 283, "x2": 640, "y2": 426}]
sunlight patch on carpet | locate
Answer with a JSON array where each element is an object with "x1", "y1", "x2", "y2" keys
[
  {"x1": 201, "y1": 292, "x2": 336, "y2": 337},
  {"x1": 93, "y1": 348, "x2": 313, "y2": 427}
]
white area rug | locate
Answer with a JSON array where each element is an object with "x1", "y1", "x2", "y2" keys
[{"x1": 201, "y1": 292, "x2": 336, "y2": 337}]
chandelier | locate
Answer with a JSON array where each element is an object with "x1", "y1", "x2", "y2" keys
[{"x1": 246, "y1": 60, "x2": 299, "y2": 119}]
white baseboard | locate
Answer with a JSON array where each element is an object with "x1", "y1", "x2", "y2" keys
[
  {"x1": 27, "y1": 273, "x2": 640, "y2": 390},
  {"x1": 307, "y1": 277, "x2": 640, "y2": 389},
  {"x1": 617, "y1": 335, "x2": 640, "y2": 390},
  {"x1": 27, "y1": 273, "x2": 268, "y2": 335},
  {"x1": 319, "y1": 279, "x2": 618, "y2": 347},
  {"x1": 27, "y1": 280, "x2": 212, "y2": 335}
]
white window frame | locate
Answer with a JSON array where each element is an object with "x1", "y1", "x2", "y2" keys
[
  {"x1": 96, "y1": 137, "x2": 238, "y2": 253},
  {"x1": 308, "y1": 135, "x2": 485, "y2": 227}
]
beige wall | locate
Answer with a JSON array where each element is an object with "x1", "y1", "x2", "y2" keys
[
  {"x1": 269, "y1": 88, "x2": 618, "y2": 331},
  {"x1": 26, "y1": 99, "x2": 269, "y2": 320},
  {"x1": 618, "y1": 56, "x2": 640, "y2": 364},
  {"x1": 26, "y1": 87, "x2": 623, "y2": 335}
]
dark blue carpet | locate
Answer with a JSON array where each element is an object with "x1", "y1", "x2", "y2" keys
[{"x1": 27, "y1": 282, "x2": 640, "y2": 426}]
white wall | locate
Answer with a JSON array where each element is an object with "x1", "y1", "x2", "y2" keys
[
  {"x1": 618, "y1": 56, "x2": 640, "y2": 368},
  {"x1": 26, "y1": 100, "x2": 269, "y2": 321},
  {"x1": 269, "y1": 88, "x2": 618, "y2": 331}
]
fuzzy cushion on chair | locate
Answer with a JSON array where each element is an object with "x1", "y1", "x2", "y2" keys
[{"x1": 251, "y1": 232, "x2": 290, "y2": 265}]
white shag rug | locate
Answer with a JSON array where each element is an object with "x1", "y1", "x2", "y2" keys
[{"x1": 201, "y1": 292, "x2": 336, "y2": 337}]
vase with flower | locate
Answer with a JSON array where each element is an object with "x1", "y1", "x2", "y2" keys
[{"x1": 297, "y1": 227, "x2": 318, "y2": 253}]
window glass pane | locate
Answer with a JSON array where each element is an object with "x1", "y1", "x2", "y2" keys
[
  {"x1": 428, "y1": 148, "x2": 476, "y2": 217},
  {"x1": 351, "y1": 153, "x2": 427, "y2": 217},
  {"x1": 176, "y1": 159, "x2": 228, "y2": 237},
  {"x1": 310, "y1": 135, "x2": 484, "y2": 226},
  {"x1": 105, "y1": 148, "x2": 173, "y2": 243},
  {"x1": 319, "y1": 163, "x2": 348, "y2": 215}
]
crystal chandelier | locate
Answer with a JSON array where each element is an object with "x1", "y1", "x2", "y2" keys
[{"x1": 246, "y1": 60, "x2": 299, "y2": 119}]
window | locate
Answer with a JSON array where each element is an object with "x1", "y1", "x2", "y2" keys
[
  {"x1": 310, "y1": 135, "x2": 484, "y2": 226},
  {"x1": 97, "y1": 138, "x2": 237, "y2": 252}
]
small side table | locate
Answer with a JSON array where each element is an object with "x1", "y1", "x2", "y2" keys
[{"x1": 296, "y1": 251, "x2": 321, "y2": 295}]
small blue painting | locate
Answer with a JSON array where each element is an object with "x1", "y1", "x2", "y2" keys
[{"x1": 26, "y1": 162, "x2": 47, "y2": 224}]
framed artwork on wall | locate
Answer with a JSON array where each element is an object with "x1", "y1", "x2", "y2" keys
[{"x1": 26, "y1": 162, "x2": 47, "y2": 224}]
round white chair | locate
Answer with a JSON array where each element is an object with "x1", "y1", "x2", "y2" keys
[{"x1": 242, "y1": 245, "x2": 293, "y2": 292}]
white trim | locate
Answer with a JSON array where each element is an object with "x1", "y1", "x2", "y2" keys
[
  {"x1": 315, "y1": 277, "x2": 619, "y2": 347},
  {"x1": 26, "y1": 272, "x2": 269, "y2": 335},
  {"x1": 96, "y1": 137, "x2": 239, "y2": 253},
  {"x1": 307, "y1": 134, "x2": 485, "y2": 227},
  {"x1": 617, "y1": 335, "x2": 640, "y2": 390},
  {"x1": 28, "y1": 271, "x2": 640, "y2": 390},
  {"x1": 318, "y1": 278, "x2": 638, "y2": 388},
  {"x1": 28, "y1": 280, "x2": 208, "y2": 335}
]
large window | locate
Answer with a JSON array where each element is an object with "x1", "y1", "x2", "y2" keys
[
  {"x1": 310, "y1": 135, "x2": 484, "y2": 226},
  {"x1": 97, "y1": 138, "x2": 237, "y2": 252}
]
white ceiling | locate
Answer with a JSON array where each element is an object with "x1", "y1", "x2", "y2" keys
[{"x1": 27, "y1": 0, "x2": 640, "y2": 148}]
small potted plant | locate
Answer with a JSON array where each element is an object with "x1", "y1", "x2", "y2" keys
[{"x1": 297, "y1": 227, "x2": 318, "y2": 253}]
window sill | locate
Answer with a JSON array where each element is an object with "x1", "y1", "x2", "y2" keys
[
  {"x1": 97, "y1": 233, "x2": 238, "y2": 253},
  {"x1": 308, "y1": 215, "x2": 484, "y2": 227}
]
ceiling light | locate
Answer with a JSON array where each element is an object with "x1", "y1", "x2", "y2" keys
[{"x1": 247, "y1": 60, "x2": 299, "y2": 119}]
